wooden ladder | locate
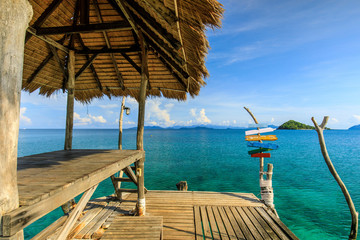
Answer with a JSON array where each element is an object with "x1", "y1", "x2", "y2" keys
[{"x1": 110, "y1": 165, "x2": 147, "y2": 200}]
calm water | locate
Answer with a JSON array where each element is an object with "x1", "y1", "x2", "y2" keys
[{"x1": 18, "y1": 129, "x2": 360, "y2": 239}]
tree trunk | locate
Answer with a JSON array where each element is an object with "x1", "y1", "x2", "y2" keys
[
  {"x1": 312, "y1": 117, "x2": 358, "y2": 240},
  {"x1": 0, "y1": 0, "x2": 32, "y2": 238}
]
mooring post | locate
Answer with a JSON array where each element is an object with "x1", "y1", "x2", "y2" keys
[{"x1": 0, "y1": 0, "x2": 33, "y2": 239}]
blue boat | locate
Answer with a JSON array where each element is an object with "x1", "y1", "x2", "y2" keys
[{"x1": 247, "y1": 141, "x2": 279, "y2": 150}]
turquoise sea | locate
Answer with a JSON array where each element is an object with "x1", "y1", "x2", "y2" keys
[{"x1": 18, "y1": 128, "x2": 360, "y2": 239}]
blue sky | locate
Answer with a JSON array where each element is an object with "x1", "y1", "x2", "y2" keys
[{"x1": 20, "y1": 0, "x2": 360, "y2": 129}]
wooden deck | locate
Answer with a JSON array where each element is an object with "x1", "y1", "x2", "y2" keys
[
  {"x1": 40, "y1": 191, "x2": 299, "y2": 240},
  {"x1": 2, "y1": 150, "x2": 144, "y2": 237}
]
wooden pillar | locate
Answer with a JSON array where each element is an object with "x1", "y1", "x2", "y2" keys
[
  {"x1": 0, "y1": 0, "x2": 32, "y2": 239},
  {"x1": 64, "y1": 50, "x2": 75, "y2": 150},
  {"x1": 118, "y1": 96, "x2": 125, "y2": 150},
  {"x1": 136, "y1": 37, "x2": 148, "y2": 216}
]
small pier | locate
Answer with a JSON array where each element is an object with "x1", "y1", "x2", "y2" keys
[{"x1": 36, "y1": 191, "x2": 299, "y2": 240}]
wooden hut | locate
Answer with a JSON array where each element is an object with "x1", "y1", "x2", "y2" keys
[{"x1": 0, "y1": 0, "x2": 299, "y2": 239}]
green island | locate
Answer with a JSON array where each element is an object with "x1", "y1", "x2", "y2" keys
[{"x1": 278, "y1": 120, "x2": 330, "y2": 130}]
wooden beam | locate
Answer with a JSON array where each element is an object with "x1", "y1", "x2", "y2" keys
[
  {"x1": 75, "y1": 52, "x2": 101, "y2": 79},
  {"x1": 124, "y1": 0, "x2": 181, "y2": 50},
  {"x1": 157, "y1": 55, "x2": 187, "y2": 90},
  {"x1": 93, "y1": 0, "x2": 125, "y2": 89},
  {"x1": 36, "y1": 21, "x2": 131, "y2": 35},
  {"x1": 111, "y1": 0, "x2": 141, "y2": 37},
  {"x1": 79, "y1": 0, "x2": 90, "y2": 25},
  {"x1": 25, "y1": 0, "x2": 64, "y2": 43},
  {"x1": 77, "y1": 34, "x2": 103, "y2": 91},
  {"x1": 48, "y1": 44, "x2": 68, "y2": 82},
  {"x1": 109, "y1": 0, "x2": 184, "y2": 67},
  {"x1": 121, "y1": 53, "x2": 141, "y2": 74},
  {"x1": 56, "y1": 185, "x2": 98, "y2": 240},
  {"x1": 27, "y1": 27, "x2": 69, "y2": 53},
  {"x1": 148, "y1": 41, "x2": 188, "y2": 79},
  {"x1": 64, "y1": 50, "x2": 75, "y2": 151},
  {"x1": 140, "y1": 0, "x2": 177, "y2": 26},
  {"x1": 76, "y1": 45, "x2": 140, "y2": 54},
  {"x1": 26, "y1": 53, "x2": 54, "y2": 84}
]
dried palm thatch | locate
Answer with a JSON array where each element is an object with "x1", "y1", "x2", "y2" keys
[{"x1": 22, "y1": 0, "x2": 223, "y2": 103}]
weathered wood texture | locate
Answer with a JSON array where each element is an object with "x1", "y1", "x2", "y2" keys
[
  {"x1": 64, "y1": 50, "x2": 75, "y2": 150},
  {"x1": 101, "y1": 216, "x2": 163, "y2": 240},
  {"x1": 118, "y1": 97, "x2": 126, "y2": 150},
  {"x1": 0, "y1": 1, "x2": 32, "y2": 238},
  {"x1": 30, "y1": 190, "x2": 298, "y2": 239},
  {"x1": 2, "y1": 150, "x2": 143, "y2": 236}
]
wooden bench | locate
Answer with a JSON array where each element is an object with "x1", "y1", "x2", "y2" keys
[{"x1": 101, "y1": 216, "x2": 163, "y2": 240}]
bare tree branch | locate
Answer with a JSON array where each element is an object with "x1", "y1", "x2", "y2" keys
[{"x1": 312, "y1": 116, "x2": 358, "y2": 240}]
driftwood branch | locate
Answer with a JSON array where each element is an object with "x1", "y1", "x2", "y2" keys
[{"x1": 312, "y1": 116, "x2": 358, "y2": 240}]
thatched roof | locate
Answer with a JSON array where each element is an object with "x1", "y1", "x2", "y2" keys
[{"x1": 23, "y1": 0, "x2": 223, "y2": 102}]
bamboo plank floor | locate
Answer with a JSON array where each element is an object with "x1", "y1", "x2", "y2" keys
[{"x1": 41, "y1": 191, "x2": 299, "y2": 240}]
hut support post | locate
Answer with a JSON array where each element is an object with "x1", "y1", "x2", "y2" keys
[
  {"x1": 136, "y1": 37, "x2": 148, "y2": 216},
  {"x1": 312, "y1": 117, "x2": 358, "y2": 240},
  {"x1": 118, "y1": 96, "x2": 126, "y2": 150},
  {"x1": 0, "y1": 1, "x2": 32, "y2": 239},
  {"x1": 64, "y1": 50, "x2": 75, "y2": 150}
]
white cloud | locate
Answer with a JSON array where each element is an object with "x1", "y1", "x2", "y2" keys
[
  {"x1": 126, "y1": 121, "x2": 136, "y2": 125},
  {"x1": 331, "y1": 118, "x2": 339, "y2": 123},
  {"x1": 74, "y1": 112, "x2": 91, "y2": 126},
  {"x1": 271, "y1": 117, "x2": 275, "y2": 123},
  {"x1": 90, "y1": 115, "x2": 106, "y2": 123},
  {"x1": 146, "y1": 99, "x2": 175, "y2": 127},
  {"x1": 353, "y1": 115, "x2": 360, "y2": 122},
  {"x1": 190, "y1": 108, "x2": 211, "y2": 124},
  {"x1": 148, "y1": 121, "x2": 158, "y2": 126},
  {"x1": 20, "y1": 107, "x2": 31, "y2": 124},
  {"x1": 74, "y1": 112, "x2": 107, "y2": 126}
]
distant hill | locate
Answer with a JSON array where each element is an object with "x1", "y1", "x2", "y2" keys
[
  {"x1": 349, "y1": 124, "x2": 360, "y2": 130},
  {"x1": 278, "y1": 120, "x2": 315, "y2": 130}
]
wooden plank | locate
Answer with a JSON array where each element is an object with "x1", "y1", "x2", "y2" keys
[
  {"x1": 56, "y1": 184, "x2": 98, "y2": 240},
  {"x1": 223, "y1": 206, "x2": 245, "y2": 239},
  {"x1": 206, "y1": 206, "x2": 221, "y2": 240},
  {"x1": 247, "y1": 207, "x2": 280, "y2": 240},
  {"x1": 254, "y1": 207, "x2": 291, "y2": 240},
  {"x1": 246, "y1": 127, "x2": 276, "y2": 136},
  {"x1": 217, "y1": 206, "x2": 237, "y2": 240},
  {"x1": 211, "y1": 206, "x2": 230, "y2": 240},
  {"x1": 6, "y1": 150, "x2": 143, "y2": 235},
  {"x1": 31, "y1": 215, "x2": 68, "y2": 240},
  {"x1": 230, "y1": 207, "x2": 255, "y2": 240},
  {"x1": 245, "y1": 135, "x2": 278, "y2": 141},
  {"x1": 235, "y1": 207, "x2": 265, "y2": 240},
  {"x1": 36, "y1": 21, "x2": 132, "y2": 35},
  {"x1": 248, "y1": 148, "x2": 272, "y2": 155},
  {"x1": 193, "y1": 206, "x2": 203, "y2": 240},
  {"x1": 200, "y1": 206, "x2": 212, "y2": 239},
  {"x1": 251, "y1": 153, "x2": 271, "y2": 158},
  {"x1": 256, "y1": 207, "x2": 299, "y2": 240},
  {"x1": 247, "y1": 142, "x2": 279, "y2": 150},
  {"x1": 26, "y1": 27, "x2": 69, "y2": 53}
]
